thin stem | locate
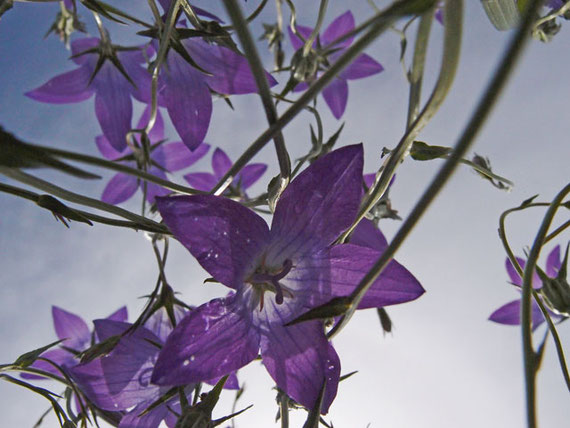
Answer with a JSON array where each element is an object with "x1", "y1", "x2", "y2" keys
[
  {"x1": 329, "y1": 0, "x2": 543, "y2": 339},
  {"x1": 545, "y1": 219, "x2": 570, "y2": 243},
  {"x1": 211, "y1": 0, "x2": 425, "y2": 195},
  {"x1": 302, "y1": 0, "x2": 329, "y2": 57},
  {"x1": 521, "y1": 183, "x2": 570, "y2": 427},
  {"x1": 280, "y1": 393, "x2": 289, "y2": 428},
  {"x1": 223, "y1": 0, "x2": 291, "y2": 184}
]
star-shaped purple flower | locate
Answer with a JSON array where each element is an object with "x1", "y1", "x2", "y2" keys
[
  {"x1": 159, "y1": 37, "x2": 278, "y2": 151},
  {"x1": 489, "y1": 246, "x2": 561, "y2": 330},
  {"x1": 183, "y1": 147, "x2": 266, "y2": 198},
  {"x1": 70, "y1": 307, "x2": 238, "y2": 428},
  {"x1": 21, "y1": 305, "x2": 127, "y2": 380},
  {"x1": 289, "y1": 11, "x2": 384, "y2": 119},
  {"x1": 26, "y1": 38, "x2": 152, "y2": 152},
  {"x1": 96, "y1": 107, "x2": 209, "y2": 205},
  {"x1": 151, "y1": 144, "x2": 424, "y2": 413}
]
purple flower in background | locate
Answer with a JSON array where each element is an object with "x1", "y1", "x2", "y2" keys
[
  {"x1": 26, "y1": 38, "x2": 152, "y2": 152},
  {"x1": 289, "y1": 11, "x2": 384, "y2": 119},
  {"x1": 183, "y1": 147, "x2": 266, "y2": 198},
  {"x1": 21, "y1": 306, "x2": 127, "y2": 380},
  {"x1": 96, "y1": 107, "x2": 209, "y2": 205},
  {"x1": 489, "y1": 246, "x2": 561, "y2": 330},
  {"x1": 152, "y1": 144, "x2": 424, "y2": 413},
  {"x1": 70, "y1": 307, "x2": 238, "y2": 428},
  {"x1": 160, "y1": 38, "x2": 277, "y2": 151}
]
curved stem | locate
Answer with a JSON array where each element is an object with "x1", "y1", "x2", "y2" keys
[{"x1": 302, "y1": 0, "x2": 329, "y2": 57}]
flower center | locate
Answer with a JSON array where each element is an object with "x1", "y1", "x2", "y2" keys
[{"x1": 247, "y1": 258, "x2": 294, "y2": 310}]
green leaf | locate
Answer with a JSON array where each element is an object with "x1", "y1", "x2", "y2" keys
[
  {"x1": 14, "y1": 339, "x2": 64, "y2": 368},
  {"x1": 521, "y1": 194, "x2": 539, "y2": 207},
  {"x1": 79, "y1": 336, "x2": 121, "y2": 363},
  {"x1": 481, "y1": 0, "x2": 520, "y2": 31},
  {"x1": 285, "y1": 296, "x2": 352, "y2": 326},
  {"x1": 410, "y1": 140, "x2": 452, "y2": 161}
]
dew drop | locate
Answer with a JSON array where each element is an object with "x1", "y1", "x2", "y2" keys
[
  {"x1": 214, "y1": 253, "x2": 219, "y2": 259},
  {"x1": 190, "y1": 355, "x2": 196, "y2": 362},
  {"x1": 222, "y1": 231, "x2": 228, "y2": 237},
  {"x1": 246, "y1": 238, "x2": 251, "y2": 243},
  {"x1": 183, "y1": 359, "x2": 190, "y2": 366}
]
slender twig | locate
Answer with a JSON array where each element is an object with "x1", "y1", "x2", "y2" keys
[
  {"x1": 545, "y1": 219, "x2": 570, "y2": 243},
  {"x1": 302, "y1": 0, "x2": 329, "y2": 57}
]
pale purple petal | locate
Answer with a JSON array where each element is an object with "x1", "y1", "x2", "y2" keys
[
  {"x1": 489, "y1": 299, "x2": 545, "y2": 330},
  {"x1": 212, "y1": 148, "x2": 233, "y2": 179},
  {"x1": 162, "y1": 53, "x2": 212, "y2": 150},
  {"x1": 25, "y1": 68, "x2": 94, "y2": 104},
  {"x1": 259, "y1": 311, "x2": 339, "y2": 414},
  {"x1": 339, "y1": 53, "x2": 384, "y2": 80},
  {"x1": 435, "y1": 8, "x2": 444, "y2": 25},
  {"x1": 144, "y1": 167, "x2": 170, "y2": 203},
  {"x1": 144, "y1": 306, "x2": 188, "y2": 343},
  {"x1": 156, "y1": 195, "x2": 270, "y2": 289},
  {"x1": 152, "y1": 142, "x2": 209, "y2": 172},
  {"x1": 151, "y1": 295, "x2": 260, "y2": 385},
  {"x1": 96, "y1": 135, "x2": 127, "y2": 160},
  {"x1": 321, "y1": 11, "x2": 355, "y2": 49},
  {"x1": 120, "y1": 53, "x2": 153, "y2": 104},
  {"x1": 288, "y1": 25, "x2": 315, "y2": 51},
  {"x1": 235, "y1": 163, "x2": 267, "y2": 190},
  {"x1": 183, "y1": 172, "x2": 218, "y2": 192},
  {"x1": 293, "y1": 81, "x2": 309, "y2": 92},
  {"x1": 546, "y1": 245, "x2": 561, "y2": 278},
  {"x1": 102, "y1": 173, "x2": 139, "y2": 205},
  {"x1": 349, "y1": 219, "x2": 388, "y2": 252},
  {"x1": 136, "y1": 106, "x2": 165, "y2": 142},
  {"x1": 93, "y1": 64, "x2": 133, "y2": 151},
  {"x1": 106, "y1": 306, "x2": 128, "y2": 323},
  {"x1": 505, "y1": 257, "x2": 542, "y2": 289},
  {"x1": 119, "y1": 401, "x2": 168, "y2": 428},
  {"x1": 52, "y1": 306, "x2": 90, "y2": 349},
  {"x1": 268, "y1": 145, "x2": 363, "y2": 261},
  {"x1": 322, "y1": 78, "x2": 348, "y2": 119},
  {"x1": 70, "y1": 38, "x2": 99, "y2": 65},
  {"x1": 20, "y1": 349, "x2": 75, "y2": 380}
]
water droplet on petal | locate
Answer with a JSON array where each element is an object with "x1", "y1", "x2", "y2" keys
[
  {"x1": 190, "y1": 355, "x2": 196, "y2": 361},
  {"x1": 183, "y1": 359, "x2": 190, "y2": 366}
]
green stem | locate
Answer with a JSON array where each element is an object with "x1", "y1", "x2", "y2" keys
[
  {"x1": 545, "y1": 219, "x2": 570, "y2": 243},
  {"x1": 329, "y1": 0, "x2": 542, "y2": 340},
  {"x1": 302, "y1": 0, "x2": 329, "y2": 57},
  {"x1": 223, "y1": 0, "x2": 291, "y2": 183},
  {"x1": 521, "y1": 183, "x2": 570, "y2": 427}
]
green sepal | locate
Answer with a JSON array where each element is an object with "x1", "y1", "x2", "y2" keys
[
  {"x1": 481, "y1": 0, "x2": 520, "y2": 31},
  {"x1": 36, "y1": 195, "x2": 93, "y2": 227},
  {"x1": 79, "y1": 335, "x2": 121, "y2": 364},
  {"x1": 302, "y1": 379, "x2": 326, "y2": 428},
  {"x1": 285, "y1": 296, "x2": 352, "y2": 326},
  {"x1": 14, "y1": 339, "x2": 64, "y2": 368},
  {"x1": 410, "y1": 140, "x2": 452, "y2": 161}
]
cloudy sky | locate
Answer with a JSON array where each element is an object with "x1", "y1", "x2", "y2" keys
[{"x1": 0, "y1": 1, "x2": 569, "y2": 427}]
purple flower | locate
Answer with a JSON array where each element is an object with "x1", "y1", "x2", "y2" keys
[
  {"x1": 70, "y1": 307, "x2": 238, "y2": 428},
  {"x1": 489, "y1": 246, "x2": 561, "y2": 330},
  {"x1": 183, "y1": 147, "x2": 266, "y2": 198},
  {"x1": 159, "y1": 38, "x2": 277, "y2": 150},
  {"x1": 96, "y1": 107, "x2": 209, "y2": 205},
  {"x1": 21, "y1": 305, "x2": 127, "y2": 380},
  {"x1": 26, "y1": 38, "x2": 152, "y2": 152},
  {"x1": 288, "y1": 11, "x2": 384, "y2": 119},
  {"x1": 152, "y1": 144, "x2": 424, "y2": 413}
]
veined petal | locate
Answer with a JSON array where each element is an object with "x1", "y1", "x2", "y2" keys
[
  {"x1": 321, "y1": 11, "x2": 355, "y2": 49},
  {"x1": 144, "y1": 306, "x2": 188, "y2": 344},
  {"x1": 119, "y1": 401, "x2": 169, "y2": 428},
  {"x1": 349, "y1": 219, "x2": 388, "y2": 252},
  {"x1": 259, "y1": 309, "x2": 339, "y2": 414},
  {"x1": 163, "y1": 53, "x2": 212, "y2": 151},
  {"x1": 25, "y1": 68, "x2": 94, "y2": 104},
  {"x1": 212, "y1": 147, "x2": 233, "y2": 179},
  {"x1": 151, "y1": 295, "x2": 260, "y2": 385},
  {"x1": 339, "y1": 53, "x2": 384, "y2": 80},
  {"x1": 183, "y1": 172, "x2": 218, "y2": 192},
  {"x1": 153, "y1": 142, "x2": 209, "y2": 172},
  {"x1": 235, "y1": 163, "x2": 267, "y2": 190},
  {"x1": 268, "y1": 145, "x2": 363, "y2": 262},
  {"x1": 106, "y1": 306, "x2": 129, "y2": 323},
  {"x1": 71, "y1": 38, "x2": 100, "y2": 65},
  {"x1": 322, "y1": 78, "x2": 348, "y2": 119},
  {"x1": 101, "y1": 173, "x2": 139, "y2": 205},
  {"x1": 93, "y1": 64, "x2": 133, "y2": 152},
  {"x1": 120, "y1": 51, "x2": 153, "y2": 103},
  {"x1": 20, "y1": 349, "x2": 75, "y2": 380},
  {"x1": 546, "y1": 245, "x2": 561, "y2": 278},
  {"x1": 156, "y1": 195, "x2": 270, "y2": 289},
  {"x1": 288, "y1": 25, "x2": 315, "y2": 51},
  {"x1": 505, "y1": 257, "x2": 542, "y2": 289},
  {"x1": 52, "y1": 306, "x2": 90, "y2": 349},
  {"x1": 489, "y1": 299, "x2": 545, "y2": 330}
]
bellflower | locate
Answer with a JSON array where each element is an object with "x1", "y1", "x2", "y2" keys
[
  {"x1": 21, "y1": 305, "x2": 127, "y2": 380},
  {"x1": 288, "y1": 11, "x2": 384, "y2": 119},
  {"x1": 96, "y1": 107, "x2": 209, "y2": 205},
  {"x1": 159, "y1": 38, "x2": 277, "y2": 150},
  {"x1": 489, "y1": 246, "x2": 561, "y2": 330},
  {"x1": 152, "y1": 144, "x2": 424, "y2": 413},
  {"x1": 183, "y1": 147, "x2": 266, "y2": 198},
  {"x1": 70, "y1": 307, "x2": 238, "y2": 428},
  {"x1": 26, "y1": 38, "x2": 152, "y2": 152}
]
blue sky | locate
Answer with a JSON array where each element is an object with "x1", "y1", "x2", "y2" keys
[{"x1": 0, "y1": 1, "x2": 569, "y2": 427}]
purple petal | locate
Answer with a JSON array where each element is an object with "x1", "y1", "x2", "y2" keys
[
  {"x1": 25, "y1": 68, "x2": 94, "y2": 104},
  {"x1": 235, "y1": 163, "x2": 267, "y2": 190},
  {"x1": 339, "y1": 53, "x2": 384, "y2": 80},
  {"x1": 143, "y1": 167, "x2": 170, "y2": 203},
  {"x1": 162, "y1": 53, "x2": 212, "y2": 150},
  {"x1": 96, "y1": 135, "x2": 128, "y2": 160},
  {"x1": 20, "y1": 349, "x2": 75, "y2": 380},
  {"x1": 211, "y1": 148, "x2": 233, "y2": 179},
  {"x1": 93, "y1": 64, "x2": 133, "y2": 151},
  {"x1": 52, "y1": 306, "x2": 90, "y2": 349},
  {"x1": 435, "y1": 8, "x2": 444, "y2": 25},
  {"x1": 184, "y1": 39, "x2": 277, "y2": 95},
  {"x1": 322, "y1": 78, "x2": 348, "y2": 119},
  {"x1": 120, "y1": 52, "x2": 153, "y2": 104},
  {"x1": 259, "y1": 313, "x2": 339, "y2": 414},
  {"x1": 505, "y1": 257, "x2": 542, "y2": 289},
  {"x1": 156, "y1": 195, "x2": 270, "y2": 288},
  {"x1": 119, "y1": 401, "x2": 169, "y2": 428},
  {"x1": 151, "y1": 295, "x2": 260, "y2": 385},
  {"x1": 268, "y1": 145, "x2": 363, "y2": 261},
  {"x1": 489, "y1": 299, "x2": 545, "y2": 330},
  {"x1": 144, "y1": 306, "x2": 188, "y2": 344},
  {"x1": 546, "y1": 245, "x2": 561, "y2": 278},
  {"x1": 106, "y1": 306, "x2": 128, "y2": 323},
  {"x1": 288, "y1": 25, "x2": 315, "y2": 51},
  {"x1": 349, "y1": 219, "x2": 388, "y2": 252},
  {"x1": 70, "y1": 38, "x2": 100, "y2": 65},
  {"x1": 183, "y1": 172, "x2": 218, "y2": 192},
  {"x1": 102, "y1": 173, "x2": 139, "y2": 205},
  {"x1": 152, "y1": 142, "x2": 209, "y2": 172},
  {"x1": 321, "y1": 11, "x2": 355, "y2": 49},
  {"x1": 136, "y1": 106, "x2": 165, "y2": 142}
]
